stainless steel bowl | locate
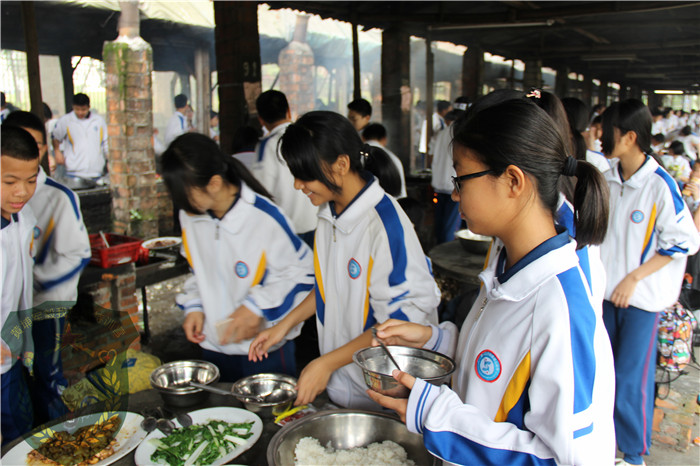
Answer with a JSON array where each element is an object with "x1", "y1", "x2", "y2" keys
[
  {"x1": 455, "y1": 228, "x2": 492, "y2": 254},
  {"x1": 231, "y1": 373, "x2": 297, "y2": 417},
  {"x1": 267, "y1": 409, "x2": 438, "y2": 465},
  {"x1": 149, "y1": 360, "x2": 220, "y2": 407},
  {"x1": 353, "y1": 346, "x2": 455, "y2": 398}
]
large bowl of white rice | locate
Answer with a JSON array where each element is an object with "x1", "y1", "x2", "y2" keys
[{"x1": 267, "y1": 409, "x2": 438, "y2": 465}]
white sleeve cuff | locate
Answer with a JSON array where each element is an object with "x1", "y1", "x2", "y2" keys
[
  {"x1": 406, "y1": 378, "x2": 440, "y2": 435},
  {"x1": 243, "y1": 298, "x2": 263, "y2": 317},
  {"x1": 423, "y1": 321, "x2": 458, "y2": 357}
]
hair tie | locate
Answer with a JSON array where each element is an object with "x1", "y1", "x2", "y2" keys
[
  {"x1": 453, "y1": 102, "x2": 468, "y2": 111},
  {"x1": 562, "y1": 156, "x2": 578, "y2": 177},
  {"x1": 359, "y1": 143, "x2": 371, "y2": 159},
  {"x1": 526, "y1": 88, "x2": 541, "y2": 99}
]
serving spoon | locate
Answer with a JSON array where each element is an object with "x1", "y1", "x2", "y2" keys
[
  {"x1": 188, "y1": 381, "x2": 272, "y2": 403},
  {"x1": 371, "y1": 327, "x2": 402, "y2": 372}
]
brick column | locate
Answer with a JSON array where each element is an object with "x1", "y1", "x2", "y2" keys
[
  {"x1": 523, "y1": 60, "x2": 543, "y2": 91},
  {"x1": 462, "y1": 46, "x2": 484, "y2": 102},
  {"x1": 103, "y1": 36, "x2": 158, "y2": 237},
  {"x1": 555, "y1": 66, "x2": 569, "y2": 98},
  {"x1": 279, "y1": 14, "x2": 315, "y2": 120},
  {"x1": 381, "y1": 26, "x2": 411, "y2": 173}
]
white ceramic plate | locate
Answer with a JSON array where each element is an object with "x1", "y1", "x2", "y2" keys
[
  {"x1": 133, "y1": 407, "x2": 262, "y2": 466},
  {"x1": 142, "y1": 236, "x2": 182, "y2": 250},
  {"x1": 1, "y1": 411, "x2": 147, "y2": 466}
]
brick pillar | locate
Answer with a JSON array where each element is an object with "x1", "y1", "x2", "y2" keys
[
  {"x1": 214, "y1": 2, "x2": 262, "y2": 154},
  {"x1": 599, "y1": 80, "x2": 609, "y2": 106},
  {"x1": 555, "y1": 66, "x2": 569, "y2": 98},
  {"x1": 523, "y1": 60, "x2": 543, "y2": 91},
  {"x1": 103, "y1": 37, "x2": 158, "y2": 238},
  {"x1": 381, "y1": 26, "x2": 411, "y2": 174},
  {"x1": 462, "y1": 46, "x2": 484, "y2": 102},
  {"x1": 582, "y1": 75, "x2": 593, "y2": 108},
  {"x1": 279, "y1": 14, "x2": 315, "y2": 120}
]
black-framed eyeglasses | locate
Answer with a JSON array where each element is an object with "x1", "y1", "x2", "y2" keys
[{"x1": 451, "y1": 169, "x2": 494, "y2": 194}]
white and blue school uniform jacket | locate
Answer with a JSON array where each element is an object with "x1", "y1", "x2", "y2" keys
[
  {"x1": 486, "y1": 194, "x2": 607, "y2": 305},
  {"x1": 314, "y1": 175, "x2": 440, "y2": 410},
  {"x1": 366, "y1": 140, "x2": 407, "y2": 199},
  {"x1": 586, "y1": 149, "x2": 611, "y2": 174},
  {"x1": 1, "y1": 209, "x2": 36, "y2": 374},
  {"x1": 175, "y1": 182, "x2": 314, "y2": 355},
  {"x1": 164, "y1": 110, "x2": 188, "y2": 147},
  {"x1": 601, "y1": 157, "x2": 700, "y2": 312},
  {"x1": 28, "y1": 168, "x2": 91, "y2": 306},
  {"x1": 431, "y1": 125, "x2": 456, "y2": 194},
  {"x1": 252, "y1": 122, "x2": 318, "y2": 234},
  {"x1": 51, "y1": 111, "x2": 108, "y2": 178},
  {"x1": 408, "y1": 231, "x2": 616, "y2": 465}
]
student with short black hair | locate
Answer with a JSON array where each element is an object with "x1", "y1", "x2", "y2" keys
[
  {"x1": 253, "y1": 90, "x2": 317, "y2": 246},
  {"x1": 249, "y1": 111, "x2": 439, "y2": 410},
  {"x1": 600, "y1": 99, "x2": 700, "y2": 466},
  {"x1": 347, "y1": 98, "x2": 372, "y2": 133},
  {"x1": 1, "y1": 125, "x2": 40, "y2": 444},
  {"x1": 367, "y1": 97, "x2": 615, "y2": 464},
  {"x1": 361, "y1": 122, "x2": 406, "y2": 198},
  {"x1": 675, "y1": 125, "x2": 700, "y2": 161},
  {"x1": 164, "y1": 94, "x2": 191, "y2": 147}
]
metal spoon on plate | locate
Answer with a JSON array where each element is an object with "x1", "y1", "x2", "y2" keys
[{"x1": 371, "y1": 327, "x2": 402, "y2": 372}]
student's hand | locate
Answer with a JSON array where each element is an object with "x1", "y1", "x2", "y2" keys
[
  {"x1": 373, "y1": 319, "x2": 432, "y2": 348},
  {"x1": 687, "y1": 182, "x2": 700, "y2": 201},
  {"x1": 294, "y1": 357, "x2": 333, "y2": 406},
  {"x1": 366, "y1": 370, "x2": 416, "y2": 423},
  {"x1": 220, "y1": 305, "x2": 262, "y2": 344},
  {"x1": 611, "y1": 274, "x2": 640, "y2": 308},
  {"x1": 183, "y1": 312, "x2": 206, "y2": 344},
  {"x1": 248, "y1": 324, "x2": 287, "y2": 362}
]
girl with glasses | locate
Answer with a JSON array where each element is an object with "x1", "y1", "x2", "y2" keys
[
  {"x1": 248, "y1": 111, "x2": 440, "y2": 410},
  {"x1": 367, "y1": 97, "x2": 616, "y2": 465}
]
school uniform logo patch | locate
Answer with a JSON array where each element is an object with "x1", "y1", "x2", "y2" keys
[
  {"x1": 235, "y1": 261, "x2": 249, "y2": 278},
  {"x1": 475, "y1": 349, "x2": 501, "y2": 382},
  {"x1": 33, "y1": 226, "x2": 41, "y2": 239},
  {"x1": 631, "y1": 210, "x2": 645, "y2": 223},
  {"x1": 348, "y1": 258, "x2": 362, "y2": 279}
]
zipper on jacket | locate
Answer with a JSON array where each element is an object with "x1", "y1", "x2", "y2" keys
[
  {"x1": 215, "y1": 223, "x2": 220, "y2": 240},
  {"x1": 465, "y1": 296, "x2": 488, "y2": 344},
  {"x1": 332, "y1": 223, "x2": 336, "y2": 242}
]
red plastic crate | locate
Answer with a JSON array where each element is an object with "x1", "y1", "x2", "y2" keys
[{"x1": 89, "y1": 233, "x2": 143, "y2": 268}]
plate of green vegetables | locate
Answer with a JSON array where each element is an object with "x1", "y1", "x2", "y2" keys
[{"x1": 133, "y1": 407, "x2": 262, "y2": 466}]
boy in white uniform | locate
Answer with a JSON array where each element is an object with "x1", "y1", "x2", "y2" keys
[
  {"x1": 52, "y1": 93, "x2": 108, "y2": 179},
  {"x1": 252, "y1": 90, "x2": 317, "y2": 246},
  {"x1": 1, "y1": 126, "x2": 40, "y2": 444},
  {"x1": 163, "y1": 94, "x2": 190, "y2": 147},
  {"x1": 361, "y1": 123, "x2": 407, "y2": 199}
]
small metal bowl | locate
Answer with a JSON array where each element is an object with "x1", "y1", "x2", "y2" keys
[
  {"x1": 455, "y1": 228, "x2": 492, "y2": 254},
  {"x1": 353, "y1": 346, "x2": 455, "y2": 398},
  {"x1": 267, "y1": 409, "x2": 438, "y2": 465},
  {"x1": 231, "y1": 373, "x2": 297, "y2": 418},
  {"x1": 149, "y1": 360, "x2": 220, "y2": 407}
]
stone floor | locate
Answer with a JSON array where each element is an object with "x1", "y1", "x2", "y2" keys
[{"x1": 138, "y1": 275, "x2": 700, "y2": 465}]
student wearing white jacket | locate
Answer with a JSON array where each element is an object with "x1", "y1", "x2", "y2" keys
[
  {"x1": 161, "y1": 133, "x2": 314, "y2": 382},
  {"x1": 368, "y1": 98, "x2": 615, "y2": 465},
  {"x1": 250, "y1": 112, "x2": 440, "y2": 410},
  {"x1": 599, "y1": 100, "x2": 700, "y2": 466}
]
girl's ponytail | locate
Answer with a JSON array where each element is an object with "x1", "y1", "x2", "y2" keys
[
  {"x1": 568, "y1": 157, "x2": 610, "y2": 247},
  {"x1": 224, "y1": 155, "x2": 273, "y2": 200},
  {"x1": 362, "y1": 143, "x2": 402, "y2": 197}
]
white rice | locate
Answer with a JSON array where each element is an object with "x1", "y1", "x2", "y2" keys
[{"x1": 294, "y1": 436, "x2": 416, "y2": 465}]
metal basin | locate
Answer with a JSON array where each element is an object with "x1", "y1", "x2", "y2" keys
[
  {"x1": 455, "y1": 228, "x2": 492, "y2": 254},
  {"x1": 267, "y1": 409, "x2": 437, "y2": 465},
  {"x1": 149, "y1": 360, "x2": 220, "y2": 407},
  {"x1": 353, "y1": 346, "x2": 455, "y2": 398},
  {"x1": 231, "y1": 373, "x2": 297, "y2": 418}
]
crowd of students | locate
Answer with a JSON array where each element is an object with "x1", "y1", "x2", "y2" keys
[{"x1": 3, "y1": 88, "x2": 700, "y2": 466}]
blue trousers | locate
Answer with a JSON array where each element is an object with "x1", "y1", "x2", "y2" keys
[
  {"x1": 30, "y1": 316, "x2": 68, "y2": 424},
  {"x1": 602, "y1": 301, "x2": 659, "y2": 465},
  {"x1": 434, "y1": 193, "x2": 461, "y2": 245},
  {"x1": 201, "y1": 339, "x2": 296, "y2": 383},
  {"x1": 1, "y1": 362, "x2": 33, "y2": 445}
]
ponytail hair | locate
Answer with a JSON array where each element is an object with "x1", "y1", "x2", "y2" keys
[
  {"x1": 161, "y1": 133, "x2": 271, "y2": 214},
  {"x1": 280, "y1": 110, "x2": 400, "y2": 195},
  {"x1": 452, "y1": 98, "x2": 608, "y2": 248}
]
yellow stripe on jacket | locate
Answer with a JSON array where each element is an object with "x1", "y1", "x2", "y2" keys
[
  {"x1": 641, "y1": 203, "x2": 657, "y2": 259},
  {"x1": 314, "y1": 247, "x2": 325, "y2": 303},
  {"x1": 494, "y1": 351, "x2": 531, "y2": 422},
  {"x1": 181, "y1": 229, "x2": 194, "y2": 269},
  {"x1": 363, "y1": 256, "x2": 375, "y2": 327},
  {"x1": 251, "y1": 251, "x2": 266, "y2": 286}
]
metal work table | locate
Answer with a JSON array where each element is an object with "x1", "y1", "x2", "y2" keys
[{"x1": 428, "y1": 239, "x2": 486, "y2": 288}]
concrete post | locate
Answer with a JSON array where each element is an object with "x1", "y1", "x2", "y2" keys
[
  {"x1": 523, "y1": 60, "x2": 543, "y2": 90},
  {"x1": 381, "y1": 26, "x2": 411, "y2": 174},
  {"x1": 461, "y1": 46, "x2": 484, "y2": 102}
]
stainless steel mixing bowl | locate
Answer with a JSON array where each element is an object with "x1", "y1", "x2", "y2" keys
[
  {"x1": 353, "y1": 346, "x2": 455, "y2": 398},
  {"x1": 267, "y1": 409, "x2": 438, "y2": 465},
  {"x1": 231, "y1": 373, "x2": 297, "y2": 417},
  {"x1": 149, "y1": 360, "x2": 220, "y2": 407}
]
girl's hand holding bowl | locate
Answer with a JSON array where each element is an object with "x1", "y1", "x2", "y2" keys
[
  {"x1": 366, "y1": 369, "x2": 416, "y2": 423},
  {"x1": 373, "y1": 319, "x2": 432, "y2": 348}
]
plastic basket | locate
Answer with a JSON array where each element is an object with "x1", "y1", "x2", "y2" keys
[{"x1": 89, "y1": 233, "x2": 143, "y2": 268}]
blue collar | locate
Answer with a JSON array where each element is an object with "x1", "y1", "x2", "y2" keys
[
  {"x1": 207, "y1": 190, "x2": 240, "y2": 220},
  {"x1": 496, "y1": 227, "x2": 569, "y2": 284},
  {"x1": 330, "y1": 171, "x2": 374, "y2": 219},
  {"x1": 618, "y1": 154, "x2": 650, "y2": 183},
  {"x1": 1, "y1": 213, "x2": 18, "y2": 230}
]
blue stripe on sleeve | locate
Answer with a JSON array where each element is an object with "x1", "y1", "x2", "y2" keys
[
  {"x1": 315, "y1": 283, "x2": 325, "y2": 325},
  {"x1": 415, "y1": 382, "x2": 432, "y2": 434},
  {"x1": 431, "y1": 326, "x2": 443, "y2": 352},
  {"x1": 505, "y1": 380, "x2": 531, "y2": 430},
  {"x1": 557, "y1": 267, "x2": 596, "y2": 414},
  {"x1": 576, "y1": 247, "x2": 592, "y2": 291},
  {"x1": 658, "y1": 245, "x2": 689, "y2": 256},
  {"x1": 574, "y1": 423, "x2": 594, "y2": 439},
  {"x1": 424, "y1": 429, "x2": 556, "y2": 465},
  {"x1": 389, "y1": 290, "x2": 409, "y2": 305},
  {"x1": 253, "y1": 196, "x2": 302, "y2": 251},
  {"x1": 389, "y1": 308, "x2": 409, "y2": 321},
  {"x1": 261, "y1": 283, "x2": 313, "y2": 321},
  {"x1": 641, "y1": 229, "x2": 656, "y2": 264},
  {"x1": 655, "y1": 167, "x2": 685, "y2": 215},
  {"x1": 375, "y1": 195, "x2": 407, "y2": 287},
  {"x1": 36, "y1": 257, "x2": 90, "y2": 291},
  {"x1": 45, "y1": 178, "x2": 81, "y2": 219}
]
